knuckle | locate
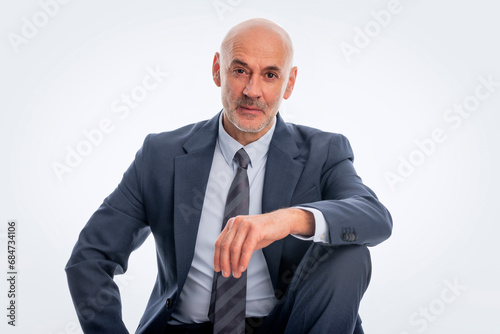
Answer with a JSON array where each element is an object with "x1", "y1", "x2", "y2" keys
[
  {"x1": 220, "y1": 241, "x2": 230, "y2": 251},
  {"x1": 242, "y1": 244, "x2": 253, "y2": 254},
  {"x1": 230, "y1": 244, "x2": 239, "y2": 253}
]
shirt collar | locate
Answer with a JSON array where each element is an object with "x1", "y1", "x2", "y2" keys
[{"x1": 218, "y1": 112, "x2": 276, "y2": 168}]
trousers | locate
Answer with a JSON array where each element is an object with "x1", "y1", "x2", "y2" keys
[
  {"x1": 165, "y1": 244, "x2": 371, "y2": 334},
  {"x1": 257, "y1": 244, "x2": 371, "y2": 334}
]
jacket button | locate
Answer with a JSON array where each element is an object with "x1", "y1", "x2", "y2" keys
[
  {"x1": 342, "y1": 232, "x2": 358, "y2": 242},
  {"x1": 166, "y1": 298, "x2": 173, "y2": 308}
]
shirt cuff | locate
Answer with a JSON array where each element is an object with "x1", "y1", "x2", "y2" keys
[{"x1": 291, "y1": 207, "x2": 330, "y2": 243}]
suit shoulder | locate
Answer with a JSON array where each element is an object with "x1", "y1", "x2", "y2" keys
[
  {"x1": 144, "y1": 119, "x2": 209, "y2": 152},
  {"x1": 285, "y1": 122, "x2": 352, "y2": 152}
]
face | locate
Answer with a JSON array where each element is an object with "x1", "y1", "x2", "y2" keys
[{"x1": 212, "y1": 27, "x2": 297, "y2": 142}]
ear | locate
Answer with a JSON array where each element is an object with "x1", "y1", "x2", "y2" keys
[
  {"x1": 212, "y1": 52, "x2": 221, "y2": 87},
  {"x1": 283, "y1": 66, "x2": 298, "y2": 100}
]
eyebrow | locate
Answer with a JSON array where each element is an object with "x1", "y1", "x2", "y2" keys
[{"x1": 230, "y1": 59, "x2": 282, "y2": 73}]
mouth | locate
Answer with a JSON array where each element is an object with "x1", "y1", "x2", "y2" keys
[{"x1": 238, "y1": 105, "x2": 263, "y2": 114}]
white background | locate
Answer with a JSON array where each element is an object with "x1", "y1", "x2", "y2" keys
[{"x1": 1, "y1": 1, "x2": 499, "y2": 333}]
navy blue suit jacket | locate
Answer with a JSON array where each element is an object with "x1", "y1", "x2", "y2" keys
[{"x1": 65, "y1": 112, "x2": 392, "y2": 333}]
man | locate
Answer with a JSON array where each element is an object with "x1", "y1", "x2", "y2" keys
[{"x1": 66, "y1": 18, "x2": 392, "y2": 334}]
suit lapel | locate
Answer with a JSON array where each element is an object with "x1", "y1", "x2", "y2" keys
[
  {"x1": 172, "y1": 112, "x2": 304, "y2": 293},
  {"x1": 173, "y1": 113, "x2": 219, "y2": 292},
  {"x1": 262, "y1": 114, "x2": 304, "y2": 289}
]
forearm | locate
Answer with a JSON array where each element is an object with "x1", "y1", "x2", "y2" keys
[
  {"x1": 65, "y1": 153, "x2": 150, "y2": 332},
  {"x1": 65, "y1": 260, "x2": 128, "y2": 333},
  {"x1": 301, "y1": 195, "x2": 392, "y2": 246},
  {"x1": 282, "y1": 207, "x2": 315, "y2": 237}
]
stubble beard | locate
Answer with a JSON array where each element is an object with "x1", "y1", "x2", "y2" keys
[{"x1": 224, "y1": 95, "x2": 279, "y2": 133}]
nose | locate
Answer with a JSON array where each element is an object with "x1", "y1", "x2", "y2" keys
[{"x1": 243, "y1": 74, "x2": 262, "y2": 98}]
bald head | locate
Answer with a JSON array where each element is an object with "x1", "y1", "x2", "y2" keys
[{"x1": 220, "y1": 18, "x2": 294, "y2": 72}]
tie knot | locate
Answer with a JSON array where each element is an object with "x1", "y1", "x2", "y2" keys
[{"x1": 234, "y1": 148, "x2": 250, "y2": 169}]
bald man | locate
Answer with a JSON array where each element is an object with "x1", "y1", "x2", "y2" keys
[{"x1": 66, "y1": 18, "x2": 392, "y2": 334}]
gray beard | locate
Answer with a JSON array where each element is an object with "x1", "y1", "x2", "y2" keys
[{"x1": 225, "y1": 108, "x2": 272, "y2": 133}]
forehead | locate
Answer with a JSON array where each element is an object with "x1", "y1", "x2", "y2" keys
[{"x1": 222, "y1": 28, "x2": 290, "y2": 68}]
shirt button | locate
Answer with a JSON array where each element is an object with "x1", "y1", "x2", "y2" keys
[{"x1": 166, "y1": 298, "x2": 173, "y2": 308}]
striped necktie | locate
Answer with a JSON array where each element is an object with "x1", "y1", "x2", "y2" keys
[{"x1": 208, "y1": 148, "x2": 250, "y2": 334}]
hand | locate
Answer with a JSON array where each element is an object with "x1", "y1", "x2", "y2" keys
[{"x1": 213, "y1": 208, "x2": 314, "y2": 278}]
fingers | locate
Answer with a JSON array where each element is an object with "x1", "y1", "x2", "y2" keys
[
  {"x1": 219, "y1": 218, "x2": 235, "y2": 277},
  {"x1": 213, "y1": 211, "x2": 291, "y2": 279},
  {"x1": 230, "y1": 221, "x2": 254, "y2": 278},
  {"x1": 238, "y1": 232, "x2": 256, "y2": 274},
  {"x1": 213, "y1": 216, "x2": 257, "y2": 278},
  {"x1": 213, "y1": 218, "x2": 233, "y2": 276}
]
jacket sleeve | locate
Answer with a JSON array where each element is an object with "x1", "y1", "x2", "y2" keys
[
  {"x1": 65, "y1": 135, "x2": 152, "y2": 333},
  {"x1": 300, "y1": 134, "x2": 393, "y2": 247}
]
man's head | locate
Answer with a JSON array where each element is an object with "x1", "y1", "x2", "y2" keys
[{"x1": 212, "y1": 18, "x2": 298, "y2": 145}]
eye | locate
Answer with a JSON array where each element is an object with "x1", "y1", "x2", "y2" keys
[
  {"x1": 266, "y1": 73, "x2": 277, "y2": 79},
  {"x1": 235, "y1": 68, "x2": 246, "y2": 74}
]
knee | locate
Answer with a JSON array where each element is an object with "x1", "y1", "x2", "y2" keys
[
  {"x1": 297, "y1": 244, "x2": 372, "y2": 288},
  {"x1": 328, "y1": 245, "x2": 371, "y2": 278},
  {"x1": 283, "y1": 244, "x2": 372, "y2": 318},
  {"x1": 331, "y1": 245, "x2": 371, "y2": 271}
]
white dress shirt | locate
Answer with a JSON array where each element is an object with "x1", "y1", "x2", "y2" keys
[{"x1": 169, "y1": 114, "x2": 329, "y2": 324}]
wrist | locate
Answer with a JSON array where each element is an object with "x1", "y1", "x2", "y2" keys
[{"x1": 285, "y1": 208, "x2": 315, "y2": 237}]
